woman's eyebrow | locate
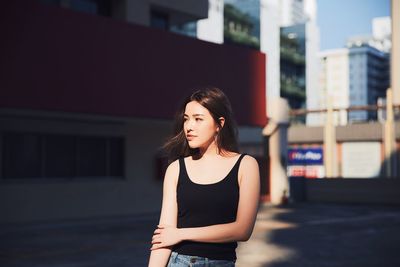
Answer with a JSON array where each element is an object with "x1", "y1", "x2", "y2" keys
[{"x1": 184, "y1": 113, "x2": 205, "y2": 117}]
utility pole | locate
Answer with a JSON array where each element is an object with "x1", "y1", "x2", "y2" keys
[
  {"x1": 384, "y1": 89, "x2": 396, "y2": 177},
  {"x1": 392, "y1": 0, "x2": 400, "y2": 104},
  {"x1": 324, "y1": 96, "x2": 336, "y2": 177},
  {"x1": 390, "y1": 0, "x2": 399, "y2": 176}
]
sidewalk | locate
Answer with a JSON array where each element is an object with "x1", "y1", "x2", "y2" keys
[{"x1": 1, "y1": 203, "x2": 400, "y2": 267}]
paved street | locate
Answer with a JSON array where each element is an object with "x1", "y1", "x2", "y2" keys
[
  {"x1": 1, "y1": 203, "x2": 400, "y2": 267},
  {"x1": 236, "y1": 203, "x2": 400, "y2": 267}
]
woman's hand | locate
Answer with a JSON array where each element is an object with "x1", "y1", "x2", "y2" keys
[{"x1": 151, "y1": 225, "x2": 182, "y2": 250}]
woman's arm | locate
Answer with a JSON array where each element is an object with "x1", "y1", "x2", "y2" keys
[
  {"x1": 148, "y1": 160, "x2": 179, "y2": 267},
  {"x1": 151, "y1": 155, "x2": 260, "y2": 248}
]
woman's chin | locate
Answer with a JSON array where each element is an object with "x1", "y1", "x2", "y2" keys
[{"x1": 188, "y1": 144, "x2": 199, "y2": 149}]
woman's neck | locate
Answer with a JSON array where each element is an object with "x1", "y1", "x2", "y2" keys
[{"x1": 196, "y1": 141, "x2": 220, "y2": 159}]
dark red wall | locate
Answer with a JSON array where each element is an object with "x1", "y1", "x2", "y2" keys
[{"x1": 0, "y1": 1, "x2": 266, "y2": 126}]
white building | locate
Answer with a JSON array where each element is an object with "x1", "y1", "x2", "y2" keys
[
  {"x1": 318, "y1": 45, "x2": 389, "y2": 125},
  {"x1": 314, "y1": 16, "x2": 392, "y2": 126},
  {"x1": 260, "y1": 0, "x2": 281, "y2": 115},
  {"x1": 279, "y1": 0, "x2": 306, "y2": 26},
  {"x1": 197, "y1": 0, "x2": 224, "y2": 43},
  {"x1": 347, "y1": 16, "x2": 391, "y2": 54},
  {"x1": 303, "y1": 0, "x2": 321, "y2": 125},
  {"x1": 319, "y1": 49, "x2": 350, "y2": 125},
  {"x1": 372, "y1": 16, "x2": 391, "y2": 53}
]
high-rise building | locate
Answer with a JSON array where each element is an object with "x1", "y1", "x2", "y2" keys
[
  {"x1": 195, "y1": 0, "x2": 320, "y2": 119},
  {"x1": 318, "y1": 44, "x2": 390, "y2": 125},
  {"x1": 197, "y1": 0, "x2": 224, "y2": 43},
  {"x1": 223, "y1": 0, "x2": 260, "y2": 49},
  {"x1": 262, "y1": 0, "x2": 321, "y2": 117},
  {"x1": 372, "y1": 16, "x2": 391, "y2": 53},
  {"x1": 280, "y1": 24, "x2": 306, "y2": 111},
  {"x1": 316, "y1": 16, "x2": 391, "y2": 126},
  {"x1": 260, "y1": 0, "x2": 281, "y2": 115},
  {"x1": 303, "y1": 0, "x2": 320, "y2": 125},
  {"x1": 279, "y1": 0, "x2": 306, "y2": 26},
  {"x1": 318, "y1": 49, "x2": 350, "y2": 125},
  {"x1": 278, "y1": 0, "x2": 320, "y2": 120},
  {"x1": 261, "y1": 0, "x2": 319, "y2": 117}
]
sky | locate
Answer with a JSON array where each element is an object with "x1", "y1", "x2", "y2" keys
[{"x1": 317, "y1": 0, "x2": 391, "y2": 51}]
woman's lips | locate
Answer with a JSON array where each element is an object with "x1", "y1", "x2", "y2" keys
[{"x1": 186, "y1": 135, "x2": 196, "y2": 141}]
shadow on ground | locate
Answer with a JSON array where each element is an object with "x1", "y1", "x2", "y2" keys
[
  {"x1": 239, "y1": 203, "x2": 400, "y2": 267},
  {"x1": 2, "y1": 203, "x2": 400, "y2": 267}
]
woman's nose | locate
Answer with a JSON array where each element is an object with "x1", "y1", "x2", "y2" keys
[
  {"x1": 187, "y1": 122, "x2": 193, "y2": 130},
  {"x1": 186, "y1": 120, "x2": 195, "y2": 130}
]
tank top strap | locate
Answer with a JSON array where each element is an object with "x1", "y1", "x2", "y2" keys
[
  {"x1": 235, "y1": 153, "x2": 247, "y2": 169},
  {"x1": 239, "y1": 153, "x2": 247, "y2": 161},
  {"x1": 229, "y1": 153, "x2": 247, "y2": 182},
  {"x1": 178, "y1": 157, "x2": 189, "y2": 185}
]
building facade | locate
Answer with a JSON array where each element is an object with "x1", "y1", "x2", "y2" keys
[
  {"x1": 280, "y1": 24, "x2": 306, "y2": 111},
  {"x1": 195, "y1": 0, "x2": 320, "y2": 118},
  {"x1": 318, "y1": 44, "x2": 390, "y2": 125},
  {"x1": 0, "y1": 0, "x2": 267, "y2": 224},
  {"x1": 318, "y1": 49, "x2": 350, "y2": 125}
]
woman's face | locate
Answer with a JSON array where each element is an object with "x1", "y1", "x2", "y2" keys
[{"x1": 183, "y1": 101, "x2": 219, "y2": 149}]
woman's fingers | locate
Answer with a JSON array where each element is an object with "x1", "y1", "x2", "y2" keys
[
  {"x1": 151, "y1": 239, "x2": 160, "y2": 244},
  {"x1": 150, "y1": 225, "x2": 169, "y2": 250},
  {"x1": 152, "y1": 235, "x2": 161, "y2": 242},
  {"x1": 151, "y1": 237, "x2": 161, "y2": 244}
]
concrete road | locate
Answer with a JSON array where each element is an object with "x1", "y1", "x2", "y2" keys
[
  {"x1": 236, "y1": 203, "x2": 400, "y2": 267},
  {"x1": 1, "y1": 203, "x2": 400, "y2": 267}
]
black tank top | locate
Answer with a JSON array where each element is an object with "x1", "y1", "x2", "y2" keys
[{"x1": 173, "y1": 154, "x2": 246, "y2": 261}]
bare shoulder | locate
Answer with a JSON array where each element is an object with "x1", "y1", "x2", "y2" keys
[
  {"x1": 238, "y1": 155, "x2": 260, "y2": 185},
  {"x1": 240, "y1": 154, "x2": 259, "y2": 170},
  {"x1": 164, "y1": 159, "x2": 180, "y2": 185},
  {"x1": 166, "y1": 159, "x2": 179, "y2": 172}
]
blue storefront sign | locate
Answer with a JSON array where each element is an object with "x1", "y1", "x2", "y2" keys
[{"x1": 288, "y1": 148, "x2": 323, "y2": 166}]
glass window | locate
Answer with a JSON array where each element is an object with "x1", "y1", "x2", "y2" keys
[
  {"x1": 45, "y1": 135, "x2": 76, "y2": 177},
  {"x1": 77, "y1": 136, "x2": 107, "y2": 177},
  {"x1": 109, "y1": 137, "x2": 124, "y2": 177},
  {"x1": 150, "y1": 10, "x2": 169, "y2": 30},
  {"x1": 2, "y1": 133, "x2": 124, "y2": 180},
  {"x1": 3, "y1": 133, "x2": 42, "y2": 179}
]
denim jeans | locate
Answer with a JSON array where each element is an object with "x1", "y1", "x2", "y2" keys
[{"x1": 167, "y1": 251, "x2": 235, "y2": 267}]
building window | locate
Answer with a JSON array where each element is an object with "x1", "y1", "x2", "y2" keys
[
  {"x1": 1, "y1": 132, "x2": 125, "y2": 180},
  {"x1": 77, "y1": 136, "x2": 107, "y2": 177},
  {"x1": 150, "y1": 10, "x2": 169, "y2": 30},
  {"x1": 45, "y1": 134, "x2": 76, "y2": 177},
  {"x1": 3, "y1": 133, "x2": 43, "y2": 179},
  {"x1": 109, "y1": 138, "x2": 124, "y2": 177},
  {"x1": 40, "y1": 0, "x2": 112, "y2": 17}
]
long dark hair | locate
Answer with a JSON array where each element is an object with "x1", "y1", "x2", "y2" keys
[{"x1": 163, "y1": 87, "x2": 239, "y2": 163}]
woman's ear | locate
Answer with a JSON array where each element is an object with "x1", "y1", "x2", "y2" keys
[{"x1": 218, "y1": 117, "x2": 225, "y2": 131}]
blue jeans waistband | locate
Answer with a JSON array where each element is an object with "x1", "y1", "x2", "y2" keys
[{"x1": 167, "y1": 251, "x2": 235, "y2": 267}]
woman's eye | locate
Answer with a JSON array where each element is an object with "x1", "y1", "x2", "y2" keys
[{"x1": 195, "y1": 118, "x2": 202, "y2": 121}]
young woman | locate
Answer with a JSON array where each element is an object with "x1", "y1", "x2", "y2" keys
[{"x1": 148, "y1": 87, "x2": 260, "y2": 267}]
